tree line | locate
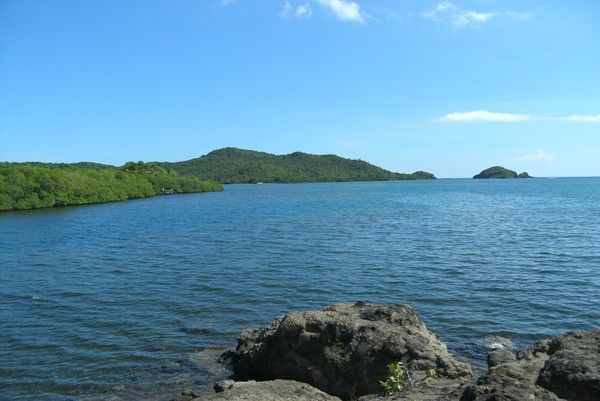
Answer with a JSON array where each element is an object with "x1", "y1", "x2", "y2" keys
[{"x1": 0, "y1": 162, "x2": 222, "y2": 211}]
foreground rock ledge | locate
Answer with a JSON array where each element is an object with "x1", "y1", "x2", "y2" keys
[
  {"x1": 176, "y1": 380, "x2": 342, "y2": 401},
  {"x1": 226, "y1": 302, "x2": 472, "y2": 400}
]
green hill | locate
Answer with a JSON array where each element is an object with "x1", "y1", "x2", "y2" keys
[
  {"x1": 158, "y1": 147, "x2": 435, "y2": 184},
  {"x1": 0, "y1": 162, "x2": 222, "y2": 211},
  {"x1": 473, "y1": 166, "x2": 531, "y2": 179}
]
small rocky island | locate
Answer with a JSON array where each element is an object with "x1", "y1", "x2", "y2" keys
[
  {"x1": 473, "y1": 166, "x2": 531, "y2": 179},
  {"x1": 173, "y1": 302, "x2": 599, "y2": 401}
]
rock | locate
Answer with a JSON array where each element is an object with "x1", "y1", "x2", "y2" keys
[
  {"x1": 486, "y1": 349, "x2": 516, "y2": 368},
  {"x1": 201, "y1": 380, "x2": 342, "y2": 401},
  {"x1": 228, "y1": 302, "x2": 472, "y2": 400},
  {"x1": 461, "y1": 330, "x2": 600, "y2": 401},
  {"x1": 518, "y1": 172, "x2": 531, "y2": 178},
  {"x1": 214, "y1": 380, "x2": 235, "y2": 393},
  {"x1": 536, "y1": 331, "x2": 600, "y2": 401},
  {"x1": 358, "y1": 378, "x2": 468, "y2": 401},
  {"x1": 181, "y1": 389, "x2": 198, "y2": 397},
  {"x1": 171, "y1": 390, "x2": 198, "y2": 401}
]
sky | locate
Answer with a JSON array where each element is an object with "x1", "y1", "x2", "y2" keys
[{"x1": 1, "y1": 0, "x2": 599, "y2": 178}]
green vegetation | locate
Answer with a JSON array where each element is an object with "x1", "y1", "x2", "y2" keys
[
  {"x1": 0, "y1": 162, "x2": 222, "y2": 211},
  {"x1": 158, "y1": 147, "x2": 436, "y2": 184},
  {"x1": 473, "y1": 166, "x2": 532, "y2": 179},
  {"x1": 380, "y1": 361, "x2": 408, "y2": 395},
  {"x1": 427, "y1": 367, "x2": 440, "y2": 379}
]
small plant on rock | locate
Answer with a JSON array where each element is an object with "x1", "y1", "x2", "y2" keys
[
  {"x1": 427, "y1": 367, "x2": 440, "y2": 379},
  {"x1": 379, "y1": 361, "x2": 406, "y2": 395}
]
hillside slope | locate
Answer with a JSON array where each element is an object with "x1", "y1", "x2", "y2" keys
[
  {"x1": 159, "y1": 148, "x2": 435, "y2": 184},
  {"x1": 473, "y1": 166, "x2": 531, "y2": 179}
]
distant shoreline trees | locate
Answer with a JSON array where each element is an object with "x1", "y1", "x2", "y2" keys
[{"x1": 0, "y1": 162, "x2": 223, "y2": 211}]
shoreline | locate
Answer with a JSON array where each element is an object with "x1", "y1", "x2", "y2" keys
[{"x1": 174, "y1": 302, "x2": 599, "y2": 401}]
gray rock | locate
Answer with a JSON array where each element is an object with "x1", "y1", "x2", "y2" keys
[
  {"x1": 536, "y1": 331, "x2": 600, "y2": 401},
  {"x1": 200, "y1": 380, "x2": 342, "y2": 401},
  {"x1": 228, "y1": 302, "x2": 472, "y2": 400},
  {"x1": 486, "y1": 349, "x2": 516, "y2": 368},
  {"x1": 461, "y1": 330, "x2": 600, "y2": 401},
  {"x1": 358, "y1": 378, "x2": 468, "y2": 401},
  {"x1": 214, "y1": 380, "x2": 235, "y2": 393}
]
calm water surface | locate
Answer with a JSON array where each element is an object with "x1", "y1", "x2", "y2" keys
[{"x1": 1, "y1": 179, "x2": 599, "y2": 400}]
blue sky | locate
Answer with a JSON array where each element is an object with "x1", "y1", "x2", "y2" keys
[{"x1": 1, "y1": 0, "x2": 599, "y2": 177}]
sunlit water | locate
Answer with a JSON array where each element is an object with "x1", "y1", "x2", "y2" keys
[{"x1": 1, "y1": 179, "x2": 599, "y2": 400}]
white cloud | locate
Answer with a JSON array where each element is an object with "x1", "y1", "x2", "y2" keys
[
  {"x1": 516, "y1": 149, "x2": 555, "y2": 165},
  {"x1": 280, "y1": 1, "x2": 294, "y2": 18},
  {"x1": 317, "y1": 0, "x2": 364, "y2": 23},
  {"x1": 296, "y1": 2, "x2": 312, "y2": 18},
  {"x1": 565, "y1": 114, "x2": 600, "y2": 123},
  {"x1": 422, "y1": 2, "x2": 494, "y2": 27},
  {"x1": 280, "y1": 1, "x2": 313, "y2": 19},
  {"x1": 439, "y1": 110, "x2": 535, "y2": 122},
  {"x1": 439, "y1": 110, "x2": 600, "y2": 123}
]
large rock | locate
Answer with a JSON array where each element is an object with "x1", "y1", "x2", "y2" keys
[
  {"x1": 228, "y1": 302, "x2": 472, "y2": 400},
  {"x1": 199, "y1": 380, "x2": 341, "y2": 401},
  {"x1": 460, "y1": 330, "x2": 599, "y2": 401},
  {"x1": 536, "y1": 331, "x2": 600, "y2": 401}
]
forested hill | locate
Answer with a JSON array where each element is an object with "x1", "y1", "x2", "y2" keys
[
  {"x1": 0, "y1": 162, "x2": 222, "y2": 211},
  {"x1": 158, "y1": 148, "x2": 435, "y2": 184}
]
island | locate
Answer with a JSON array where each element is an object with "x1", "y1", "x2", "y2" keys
[
  {"x1": 157, "y1": 147, "x2": 436, "y2": 184},
  {"x1": 1, "y1": 148, "x2": 435, "y2": 211},
  {"x1": 0, "y1": 161, "x2": 223, "y2": 211},
  {"x1": 473, "y1": 166, "x2": 532, "y2": 179}
]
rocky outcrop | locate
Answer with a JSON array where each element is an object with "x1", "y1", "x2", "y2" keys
[
  {"x1": 174, "y1": 380, "x2": 342, "y2": 401},
  {"x1": 460, "y1": 330, "x2": 599, "y2": 401},
  {"x1": 172, "y1": 303, "x2": 597, "y2": 401},
  {"x1": 536, "y1": 331, "x2": 600, "y2": 400},
  {"x1": 227, "y1": 302, "x2": 472, "y2": 400}
]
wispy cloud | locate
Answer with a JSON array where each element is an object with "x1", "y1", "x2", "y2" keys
[
  {"x1": 439, "y1": 110, "x2": 535, "y2": 122},
  {"x1": 505, "y1": 11, "x2": 533, "y2": 21},
  {"x1": 422, "y1": 2, "x2": 494, "y2": 27},
  {"x1": 317, "y1": 0, "x2": 364, "y2": 23},
  {"x1": 280, "y1": 1, "x2": 313, "y2": 19},
  {"x1": 516, "y1": 149, "x2": 555, "y2": 165},
  {"x1": 421, "y1": 2, "x2": 533, "y2": 27},
  {"x1": 439, "y1": 110, "x2": 600, "y2": 123},
  {"x1": 565, "y1": 114, "x2": 600, "y2": 122}
]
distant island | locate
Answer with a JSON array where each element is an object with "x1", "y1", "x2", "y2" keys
[
  {"x1": 157, "y1": 147, "x2": 436, "y2": 184},
  {"x1": 0, "y1": 162, "x2": 222, "y2": 211},
  {"x1": 473, "y1": 166, "x2": 532, "y2": 179}
]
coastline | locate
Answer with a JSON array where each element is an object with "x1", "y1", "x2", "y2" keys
[{"x1": 174, "y1": 302, "x2": 599, "y2": 401}]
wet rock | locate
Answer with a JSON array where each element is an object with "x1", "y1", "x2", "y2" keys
[
  {"x1": 228, "y1": 302, "x2": 472, "y2": 400},
  {"x1": 201, "y1": 380, "x2": 342, "y2": 401},
  {"x1": 171, "y1": 389, "x2": 198, "y2": 401},
  {"x1": 486, "y1": 349, "x2": 516, "y2": 368}
]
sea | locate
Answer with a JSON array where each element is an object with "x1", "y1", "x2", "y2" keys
[{"x1": 1, "y1": 178, "x2": 599, "y2": 400}]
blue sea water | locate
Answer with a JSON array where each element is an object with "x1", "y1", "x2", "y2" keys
[{"x1": 1, "y1": 178, "x2": 599, "y2": 400}]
